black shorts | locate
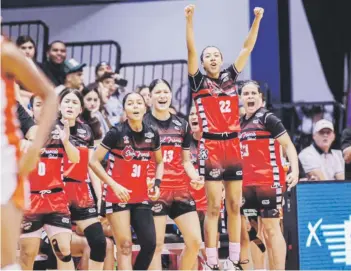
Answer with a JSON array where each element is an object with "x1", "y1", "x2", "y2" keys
[
  {"x1": 21, "y1": 212, "x2": 72, "y2": 234},
  {"x1": 241, "y1": 185, "x2": 285, "y2": 218},
  {"x1": 70, "y1": 204, "x2": 98, "y2": 221},
  {"x1": 197, "y1": 210, "x2": 222, "y2": 241},
  {"x1": 102, "y1": 201, "x2": 152, "y2": 215},
  {"x1": 152, "y1": 189, "x2": 196, "y2": 220}
]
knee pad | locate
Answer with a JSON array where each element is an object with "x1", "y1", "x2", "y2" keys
[
  {"x1": 84, "y1": 222, "x2": 107, "y2": 262},
  {"x1": 51, "y1": 238, "x2": 72, "y2": 262}
]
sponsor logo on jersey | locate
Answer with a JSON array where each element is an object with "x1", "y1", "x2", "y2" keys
[
  {"x1": 51, "y1": 129, "x2": 60, "y2": 135},
  {"x1": 239, "y1": 131, "x2": 257, "y2": 140},
  {"x1": 255, "y1": 112, "x2": 264, "y2": 117},
  {"x1": 21, "y1": 221, "x2": 32, "y2": 230},
  {"x1": 262, "y1": 199, "x2": 270, "y2": 205},
  {"x1": 88, "y1": 208, "x2": 96, "y2": 213},
  {"x1": 161, "y1": 136, "x2": 182, "y2": 145},
  {"x1": 62, "y1": 217, "x2": 70, "y2": 224},
  {"x1": 243, "y1": 209, "x2": 258, "y2": 217},
  {"x1": 198, "y1": 148, "x2": 209, "y2": 160},
  {"x1": 172, "y1": 120, "x2": 182, "y2": 126},
  {"x1": 145, "y1": 139, "x2": 152, "y2": 143},
  {"x1": 236, "y1": 170, "x2": 243, "y2": 176},
  {"x1": 253, "y1": 119, "x2": 259, "y2": 124},
  {"x1": 145, "y1": 132, "x2": 154, "y2": 139},
  {"x1": 209, "y1": 168, "x2": 221, "y2": 178},
  {"x1": 41, "y1": 149, "x2": 59, "y2": 159},
  {"x1": 152, "y1": 203, "x2": 163, "y2": 213},
  {"x1": 122, "y1": 145, "x2": 135, "y2": 161},
  {"x1": 77, "y1": 128, "x2": 86, "y2": 134},
  {"x1": 190, "y1": 200, "x2": 195, "y2": 206},
  {"x1": 123, "y1": 136, "x2": 130, "y2": 144}
]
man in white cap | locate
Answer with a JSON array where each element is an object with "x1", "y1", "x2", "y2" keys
[{"x1": 299, "y1": 119, "x2": 345, "y2": 180}]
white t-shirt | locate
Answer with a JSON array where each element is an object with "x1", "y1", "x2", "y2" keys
[{"x1": 299, "y1": 144, "x2": 344, "y2": 180}]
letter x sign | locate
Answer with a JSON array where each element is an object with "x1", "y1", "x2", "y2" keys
[{"x1": 306, "y1": 218, "x2": 323, "y2": 247}]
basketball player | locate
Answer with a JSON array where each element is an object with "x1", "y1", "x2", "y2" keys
[
  {"x1": 1, "y1": 37, "x2": 57, "y2": 270},
  {"x1": 185, "y1": 4, "x2": 264, "y2": 270},
  {"x1": 240, "y1": 81, "x2": 299, "y2": 270}
]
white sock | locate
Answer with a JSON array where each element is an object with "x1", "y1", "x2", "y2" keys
[{"x1": 2, "y1": 263, "x2": 21, "y2": 270}]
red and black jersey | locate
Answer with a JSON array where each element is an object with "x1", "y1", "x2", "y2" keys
[
  {"x1": 28, "y1": 120, "x2": 65, "y2": 191},
  {"x1": 189, "y1": 66, "x2": 240, "y2": 134},
  {"x1": 143, "y1": 112, "x2": 192, "y2": 190},
  {"x1": 239, "y1": 107, "x2": 287, "y2": 187},
  {"x1": 188, "y1": 137, "x2": 207, "y2": 210},
  {"x1": 62, "y1": 120, "x2": 94, "y2": 183},
  {"x1": 101, "y1": 121, "x2": 161, "y2": 203}
]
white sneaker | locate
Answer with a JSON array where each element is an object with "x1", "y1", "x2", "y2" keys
[
  {"x1": 203, "y1": 261, "x2": 220, "y2": 270},
  {"x1": 223, "y1": 258, "x2": 243, "y2": 271}
]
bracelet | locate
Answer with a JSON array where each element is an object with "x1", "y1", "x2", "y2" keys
[{"x1": 154, "y1": 179, "x2": 161, "y2": 188}]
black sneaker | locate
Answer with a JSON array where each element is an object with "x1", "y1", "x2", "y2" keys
[
  {"x1": 203, "y1": 262, "x2": 220, "y2": 270},
  {"x1": 223, "y1": 258, "x2": 249, "y2": 270}
]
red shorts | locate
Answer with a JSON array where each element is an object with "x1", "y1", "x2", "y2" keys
[
  {"x1": 64, "y1": 179, "x2": 98, "y2": 221},
  {"x1": 151, "y1": 188, "x2": 196, "y2": 220},
  {"x1": 198, "y1": 134, "x2": 242, "y2": 181},
  {"x1": 189, "y1": 186, "x2": 207, "y2": 211},
  {"x1": 25, "y1": 189, "x2": 69, "y2": 215},
  {"x1": 241, "y1": 185, "x2": 285, "y2": 218}
]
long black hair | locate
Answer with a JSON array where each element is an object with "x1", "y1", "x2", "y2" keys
[{"x1": 149, "y1": 79, "x2": 172, "y2": 93}]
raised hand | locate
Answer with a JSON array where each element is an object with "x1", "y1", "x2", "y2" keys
[
  {"x1": 56, "y1": 119, "x2": 70, "y2": 144},
  {"x1": 254, "y1": 7, "x2": 264, "y2": 19},
  {"x1": 185, "y1": 4, "x2": 195, "y2": 19}
]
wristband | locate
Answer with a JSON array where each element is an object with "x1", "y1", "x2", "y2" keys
[{"x1": 154, "y1": 179, "x2": 161, "y2": 188}]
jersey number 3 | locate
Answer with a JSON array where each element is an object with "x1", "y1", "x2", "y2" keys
[
  {"x1": 131, "y1": 164, "x2": 141, "y2": 177},
  {"x1": 219, "y1": 100, "x2": 231, "y2": 113}
]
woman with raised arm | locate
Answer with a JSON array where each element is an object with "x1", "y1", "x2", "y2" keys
[
  {"x1": 90, "y1": 92, "x2": 164, "y2": 270},
  {"x1": 185, "y1": 4, "x2": 264, "y2": 270}
]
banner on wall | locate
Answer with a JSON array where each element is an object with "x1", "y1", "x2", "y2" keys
[{"x1": 296, "y1": 181, "x2": 351, "y2": 270}]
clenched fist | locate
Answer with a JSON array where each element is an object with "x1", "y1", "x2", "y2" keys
[
  {"x1": 185, "y1": 4, "x2": 195, "y2": 19},
  {"x1": 254, "y1": 7, "x2": 264, "y2": 19}
]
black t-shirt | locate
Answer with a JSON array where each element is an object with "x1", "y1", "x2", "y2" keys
[
  {"x1": 17, "y1": 102, "x2": 35, "y2": 138},
  {"x1": 341, "y1": 128, "x2": 351, "y2": 180}
]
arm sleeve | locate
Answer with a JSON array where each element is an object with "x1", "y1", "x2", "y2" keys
[
  {"x1": 264, "y1": 113, "x2": 287, "y2": 138},
  {"x1": 16, "y1": 102, "x2": 35, "y2": 138},
  {"x1": 152, "y1": 129, "x2": 161, "y2": 151},
  {"x1": 182, "y1": 122, "x2": 192, "y2": 149},
  {"x1": 226, "y1": 64, "x2": 240, "y2": 81},
  {"x1": 101, "y1": 128, "x2": 118, "y2": 150},
  {"x1": 341, "y1": 128, "x2": 351, "y2": 151},
  {"x1": 188, "y1": 69, "x2": 205, "y2": 92}
]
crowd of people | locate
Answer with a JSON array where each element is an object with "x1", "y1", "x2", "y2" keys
[{"x1": 1, "y1": 4, "x2": 350, "y2": 271}]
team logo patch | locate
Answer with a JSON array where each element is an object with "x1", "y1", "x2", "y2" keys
[
  {"x1": 189, "y1": 200, "x2": 195, "y2": 206},
  {"x1": 198, "y1": 148, "x2": 209, "y2": 160},
  {"x1": 145, "y1": 132, "x2": 154, "y2": 139},
  {"x1": 122, "y1": 145, "x2": 135, "y2": 161},
  {"x1": 236, "y1": 170, "x2": 243, "y2": 176},
  {"x1": 152, "y1": 203, "x2": 163, "y2": 213},
  {"x1": 172, "y1": 120, "x2": 182, "y2": 126},
  {"x1": 209, "y1": 168, "x2": 221, "y2": 178},
  {"x1": 62, "y1": 217, "x2": 70, "y2": 224},
  {"x1": 88, "y1": 208, "x2": 97, "y2": 213},
  {"x1": 123, "y1": 136, "x2": 129, "y2": 144}
]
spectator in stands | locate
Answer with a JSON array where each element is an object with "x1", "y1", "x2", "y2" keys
[
  {"x1": 299, "y1": 119, "x2": 345, "y2": 180},
  {"x1": 55, "y1": 58, "x2": 86, "y2": 94},
  {"x1": 81, "y1": 87, "x2": 103, "y2": 142},
  {"x1": 95, "y1": 61, "x2": 112, "y2": 81},
  {"x1": 41, "y1": 40, "x2": 67, "y2": 86},
  {"x1": 136, "y1": 85, "x2": 151, "y2": 108},
  {"x1": 99, "y1": 72, "x2": 124, "y2": 126},
  {"x1": 16, "y1": 35, "x2": 40, "y2": 108},
  {"x1": 16, "y1": 35, "x2": 37, "y2": 60},
  {"x1": 341, "y1": 127, "x2": 351, "y2": 180}
]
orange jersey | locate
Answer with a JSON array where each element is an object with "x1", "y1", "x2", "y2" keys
[{"x1": 1, "y1": 37, "x2": 26, "y2": 208}]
